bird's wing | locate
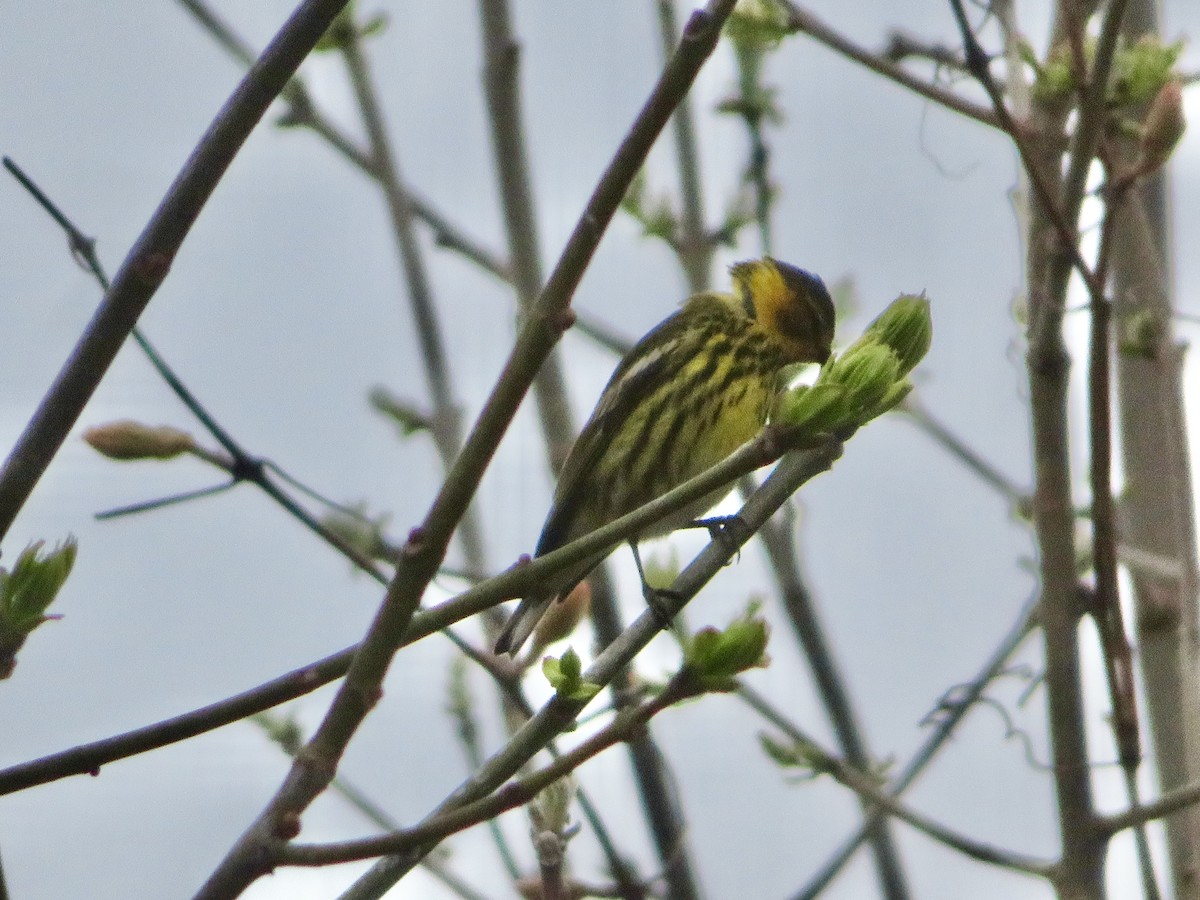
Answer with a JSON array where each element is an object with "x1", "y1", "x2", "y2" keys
[{"x1": 535, "y1": 293, "x2": 731, "y2": 557}]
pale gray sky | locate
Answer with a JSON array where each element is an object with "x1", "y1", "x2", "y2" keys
[{"x1": 2, "y1": 2, "x2": 1199, "y2": 898}]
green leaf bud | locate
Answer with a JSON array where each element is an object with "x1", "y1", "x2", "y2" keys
[
  {"x1": 859, "y1": 294, "x2": 932, "y2": 375},
  {"x1": 684, "y1": 606, "x2": 770, "y2": 690},
  {"x1": 1031, "y1": 42, "x2": 1075, "y2": 103},
  {"x1": 1111, "y1": 36, "x2": 1185, "y2": 108},
  {"x1": 1119, "y1": 309, "x2": 1162, "y2": 360},
  {"x1": 0, "y1": 538, "x2": 77, "y2": 679},
  {"x1": 774, "y1": 382, "x2": 851, "y2": 433},
  {"x1": 542, "y1": 648, "x2": 601, "y2": 701},
  {"x1": 828, "y1": 342, "x2": 902, "y2": 414},
  {"x1": 725, "y1": 0, "x2": 789, "y2": 54}
]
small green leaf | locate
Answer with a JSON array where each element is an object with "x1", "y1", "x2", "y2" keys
[
  {"x1": 1031, "y1": 42, "x2": 1076, "y2": 103},
  {"x1": 683, "y1": 605, "x2": 770, "y2": 690},
  {"x1": 542, "y1": 648, "x2": 601, "y2": 701},
  {"x1": 758, "y1": 733, "x2": 822, "y2": 774},
  {"x1": 1119, "y1": 309, "x2": 1162, "y2": 359},
  {"x1": 0, "y1": 538, "x2": 78, "y2": 679},
  {"x1": 1111, "y1": 36, "x2": 1185, "y2": 108}
]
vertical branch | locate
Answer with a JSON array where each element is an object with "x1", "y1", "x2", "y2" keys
[
  {"x1": 947, "y1": 0, "x2": 1131, "y2": 891},
  {"x1": 1025, "y1": 0, "x2": 1128, "y2": 890},
  {"x1": 657, "y1": 0, "x2": 712, "y2": 291},
  {"x1": 475, "y1": 0, "x2": 578, "y2": 476},
  {"x1": 1110, "y1": 6, "x2": 1200, "y2": 891},
  {"x1": 795, "y1": 597, "x2": 1038, "y2": 898},
  {"x1": 760, "y1": 518, "x2": 911, "y2": 899},
  {"x1": 656, "y1": 3, "x2": 910, "y2": 892},
  {"x1": 199, "y1": 4, "x2": 739, "y2": 898},
  {"x1": 338, "y1": 21, "x2": 488, "y2": 578},
  {"x1": 176, "y1": 0, "x2": 513, "y2": 282},
  {"x1": 477, "y1": 4, "x2": 703, "y2": 898}
]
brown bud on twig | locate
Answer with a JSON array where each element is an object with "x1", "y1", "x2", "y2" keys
[
  {"x1": 1138, "y1": 80, "x2": 1185, "y2": 176},
  {"x1": 83, "y1": 420, "x2": 195, "y2": 461}
]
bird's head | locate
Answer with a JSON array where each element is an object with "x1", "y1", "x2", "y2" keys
[{"x1": 731, "y1": 257, "x2": 836, "y2": 364}]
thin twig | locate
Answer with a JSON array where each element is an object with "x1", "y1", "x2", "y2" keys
[
  {"x1": 657, "y1": 0, "x2": 712, "y2": 291},
  {"x1": 476, "y1": 3, "x2": 656, "y2": 895},
  {"x1": 739, "y1": 683, "x2": 1051, "y2": 877},
  {"x1": 883, "y1": 29, "x2": 968, "y2": 72},
  {"x1": 1102, "y1": 780, "x2": 1200, "y2": 837},
  {"x1": 338, "y1": 19, "x2": 488, "y2": 580},
  {"x1": 3, "y1": 157, "x2": 386, "y2": 577},
  {"x1": 447, "y1": 660, "x2": 524, "y2": 881},
  {"x1": 1089, "y1": 183, "x2": 1141, "y2": 772},
  {"x1": 781, "y1": 3, "x2": 1000, "y2": 131},
  {"x1": 194, "y1": 9, "x2": 741, "y2": 894},
  {"x1": 944, "y1": 0, "x2": 1130, "y2": 890},
  {"x1": 0, "y1": 422, "x2": 820, "y2": 799},
  {"x1": 0, "y1": 0, "x2": 353, "y2": 544},
  {"x1": 0, "y1": 644, "x2": 359, "y2": 796},
  {"x1": 336, "y1": 436, "x2": 845, "y2": 900},
  {"x1": 175, "y1": 0, "x2": 511, "y2": 282},
  {"x1": 753, "y1": 502, "x2": 912, "y2": 899},
  {"x1": 945, "y1": 0, "x2": 1110, "y2": 318},
  {"x1": 283, "y1": 668, "x2": 709, "y2": 868},
  {"x1": 901, "y1": 397, "x2": 1029, "y2": 511},
  {"x1": 792, "y1": 595, "x2": 1039, "y2": 898},
  {"x1": 253, "y1": 713, "x2": 491, "y2": 900}
]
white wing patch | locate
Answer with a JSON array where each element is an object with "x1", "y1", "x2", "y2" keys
[{"x1": 592, "y1": 338, "x2": 680, "y2": 420}]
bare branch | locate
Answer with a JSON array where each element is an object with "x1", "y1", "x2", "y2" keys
[
  {"x1": 740, "y1": 683, "x2": 1051, "y2": 877},
  {"x1": 781, "y1": 3, "x2": 1000, "y2": 130},
  {"x1": 194, "y1": 8, "x2": 743, "y2": 894},
  {"x1": 337, "y1": 436, "x2": 845, "y2": 900},
  {"x1": 175, "y1": 0, "x2": 511, "y2": 282},
  {"x1": 1102, "y1": 781, "x2": 1200, "y2": 838},
  {"x1": 0, "y1": 0, "x2": 355, "y2": 543}
]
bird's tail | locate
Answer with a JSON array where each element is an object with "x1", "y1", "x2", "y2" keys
[{"x1": 493, "y1": 592, "x2": 554, "y2": 656}]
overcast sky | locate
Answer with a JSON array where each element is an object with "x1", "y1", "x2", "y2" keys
[{"x1": 2, "y1": 2, "x2": 1200, "y2": 898}]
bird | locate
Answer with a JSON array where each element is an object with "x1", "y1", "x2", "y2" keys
[{"x1": 495, "y1": 257, "x2": 836, "y2": 656}]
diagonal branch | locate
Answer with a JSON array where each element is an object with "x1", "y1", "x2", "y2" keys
[
  {"x1": 0, "y1": 0, "x2": 355, "y2": 544},
  {"x1": 476, "y1": 2, "x2": 671, "y2": 895},
  {"x1": 175, "y1": 0, "x2": 511, "y2": 282},
  {"x1": 337, "y1": 20, "x2": 488, "y2": 579},
  {"x1": 0, "y1": 418, "x2": 823, "y2": 800},
  {"x1": 337, "y1": 436, "x2": 845, "y2": 900},
  {"x1": 743, "y1": 683, "x2": 1051, "y2": 877},
  {"x1": 193, "y1": 6, "x2": 740, "y2": 896},
  {"x1": 781, "y1": 3, "x2": 1000, "y2": 130},
  {"x1": 791, "y1": 594, "x2": 1039, "y2": 897}
]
